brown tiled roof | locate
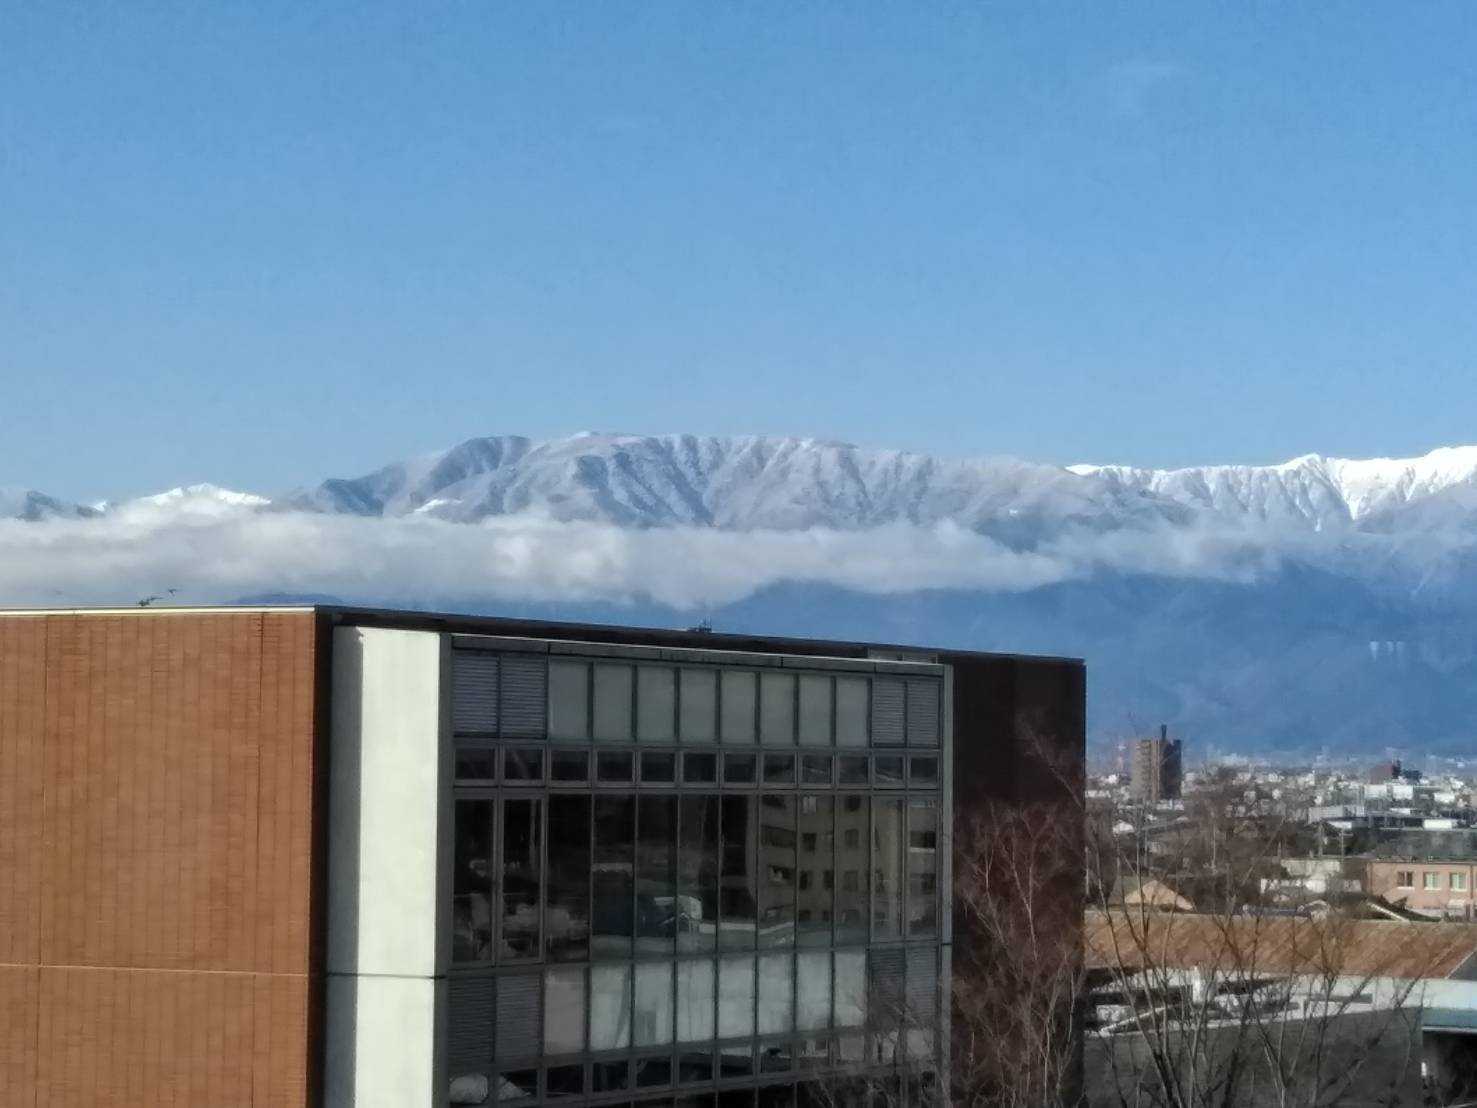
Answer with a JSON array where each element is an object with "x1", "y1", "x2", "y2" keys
[{"x1": 1086, "y1": 909, "x2": 1477, "y2": 980}]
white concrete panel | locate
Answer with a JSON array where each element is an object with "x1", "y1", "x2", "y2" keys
[
  {"x1": 324, "y1": 974, "x2": 444, "y2": 1108},
  {"x1": 326, "y1": 625, "x2": 448, "y2": 977}
]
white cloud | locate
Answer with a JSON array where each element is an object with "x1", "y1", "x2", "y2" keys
[{"x1": 0, "y1": 500, "x2": 1468, "y2": 611}]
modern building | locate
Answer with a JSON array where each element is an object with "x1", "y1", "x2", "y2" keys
[
  {"x1": 1130, "y1": 727, "x2": 1182, "y2": 803},
  {"x1": 0, "y1": 605, "x2": 1084, "y2": 1107}
]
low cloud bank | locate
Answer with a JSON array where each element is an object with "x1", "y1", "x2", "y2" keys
[{"x1": 0, "y1": 501, "x2": 1468, "y2": 610}]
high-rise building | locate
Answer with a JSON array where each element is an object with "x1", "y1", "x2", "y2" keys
[
  {"x1": 1131, "y1": 727, "x2": 1182, "y2": 802},
  {"x1": 0, "y1": 605, "x2": 1083, "y2": 1106}
]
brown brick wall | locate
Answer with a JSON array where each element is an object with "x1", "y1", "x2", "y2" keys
[{"x1": 0, "y1": 611, "x2": 319, "y2": 1107}]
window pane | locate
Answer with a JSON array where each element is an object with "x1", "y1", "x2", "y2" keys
[
  {"x1": 546, "y1": 1064, "x2": 584, "y2": 1098},
  {"x1": 760, "y1": 672, "x2": 796, "y2": 745},
  {"x1": 455, "y1": 748, "x2": 495, "y2": 783},
  {"x1": 636, "y1": 1054, "x2": 672, "y2": 1087},
  {"x1": 724, "y1": 752, "x2": 756, "y2": 784},
  {"x1": 638, "y1": 796, "x2": 678, "y2": 956},
  {"x1": 635, "y1": 962, "x2": 675, "y2": 1047},
  {"x1": 497, "y1": 1068, "x2": 537, "y2": 1100},
  {"x1": 551, "y1": 748, "x2": 589, "y2": 782},
  {"x1": 800, "y1": 755, "x2": 832, "y2": 785},
  {"x1": 763, "y1": 753, "x2": 795, "y2": 785},
  {"x1": 835, "y1": 677, "x2": 868, "y2": 747},
  {"x1": 875, "y1": 756, "x2": 904, "y2": 787},
  {"x1": 759, "y1": 795, "x2": 797, "y2": 947},
  {"x1": 833, "y1": 951, "x2": 867, "y2": 1028},
  {"x1": 548, "y1": 795, "x2": 591, "y2": 961},
  {"x1": 835, "y1": 797, "x2": 868, "y2": 945},
  {"x1": 757, "y1": 952, "x2": 793, "y2": 1035},
  {"x1": 453, "y1": 799, "x2": 493, "y2": 964},
  {"x1": 720, "y1": 796, "x2": 758, "y2": 949},
  {"x1": 798, "y1": 675, "x2": 832, "y2": 746},
  {"x1": 638, "y1": 666, "x2": 677, "y2": 742},
  {"x1": 871, "y1": 678, "x2": 906, "y2": 746},
  {"x1": 597, "y1": 750, "x2": 634, "y2": 783},
  {"x1": 679, "y1": 796, "x2": 720, "y2": 954},
  {"x1": 677, "y1": 958, "x2": 716, "y2": 1042},
  {"x1": 718, "y1": 1047, "x2": 754, "y2": 1081},
  {"x1": 593, "y1": 1058, "x2": 630, "y2": 1091},
  {"x1": 680, "y1": 669, "x2": 717, "y2": 743},
  {"x1": 909, "y1": 756, "x2": 939, "y2": 785},
  {"x1": 590, "y1": 965, "x2": 633, "y2": 1050},
  {"x1": 872, "y1": 799, "x2": 904, "y2": 941},
  {"x1": 797, "y1": 796, "x2": 833, "y2": 947},
  {"x1": 545, "y1": 967, "x2": 586, "y2": 1054},
  {"x1": 548, "y1": 659, "x2": 589, "y2": 740},
  {"x1": 501, "y1": 798, "x2": 542, "y2": 960},
  {"x1": 838, "y1": 756, "x2": 868, "y2": 785},
  {"x1": 642, "y1": 751, "x2": 677, "y2": 784},
  {"x1": 718, "y1": 955, "x2": 756, "y2": 1038},
  {"x1": 797, "y1": 952, "x2": 831, "y2": 1031},
  {"x1": 594, "y1": 663, "x2": 634, "y2": 741},
  {"x1": 594, "y1": 797, "x2": 635, "y2": 958},
  {"x1": 908, "y1": 800, "x2": 939, "y2": 940},
  {"x1": 503, "y1": 747, "x2": 543, "y2": 782},
  {"x1": 721, "y1": 671, "x2": 756, "y2": 744},
  {"x1": 683, "y1": 751, "x2": 717, "y2": 784}
]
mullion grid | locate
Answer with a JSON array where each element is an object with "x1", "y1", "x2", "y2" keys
[{"x1": 450, "y1": 650, "x2": 944, "y2": 1104}]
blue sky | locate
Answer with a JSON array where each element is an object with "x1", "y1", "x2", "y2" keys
[{"x1": 5, "y1": 3, "x2": 1477, "y2": 501}]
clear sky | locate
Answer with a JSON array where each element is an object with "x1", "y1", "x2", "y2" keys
[{"x1": 5, "y1": 3, "x2": 1477, "y2": 502}]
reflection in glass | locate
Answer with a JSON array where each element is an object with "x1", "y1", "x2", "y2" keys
[
  {"x1": 545, "y1": 966, "x2": 586, "y2": 1054},
  {"x1": 636, "y1": 1054, "x2": 672, "y2": 1087},
  {"x1": 798, "y1": 674, "x2": 832, "y2": 746},
  {"x1": 718, "y1": 1047, "x2": 754, "y2": 1080},
  {"x1": 718, "y1": 955, "x2": 756, "y2": 1038},
  {"x1": 797, "y1": 951, "x2": 831, "y2": 1031},
  {"x1": 497, "y1": 1069, "x2": 537, "y2": 1101},
  {"x1": 833, "y1": 950, "x2": 867, "y2": 1029},
  {"x1": 593, "y1": 1059, "x2": 630, "y2": 1091},
  {"x1": 757, "y1": 952, "x2": 793, "y2": 1034},
  {"x1": 760, "y1": 672, "x2": 795, "y2": 745},
  {"x1": 454, "y1": 748, "x2": 495, "y2": 782},
  {"x1": 593, "y1": 797, "x2": 635, "y2": 957},
  {"x1": 676, "y1": 957, "x2": 716, "y2": 1042},
  {"x1": 796, "y1": 796, "x2": 833, "y2": 947},
  {"x1": 453, "y1": 799, "x2": 493, "y2": 964},
  {"x1": 838, "y1": 756, "x2": 868, "y2": 785},
  {"x1": 503, "y1": 747, "x2": 543, "y2": 781},
  {"x1": 635, "y1": 961, "x2": 675, "y2": 1047},
  {"x1": 800, "y1": 755, "x2": 832, "y2": 785},
  {"x1": 590, "y1": 964, "x2": 633, "y2": 1050},
  {"x1": 760, "y1": 1041, "x2": 793, "y2": 1073},
  {"x1": 638, "y1": 796, "x2": 677, "y2": 955},
  {"x1": 638, "y1": 666, "x2": 677, "y2": 742},
  {"x1": 679, "y1": 796, "x2": 719, "y2": 953},
  {"x1": 758, "y1": 795, "x2": 796, "y2": 947},
  {"x1": 721, "y1": 671, "x2": 756, "y2": 744},
  {"x1": 547, "y1": 794, "x2": 591, "y2": 961},
  {"x1": 909, "y1": 756, "x2": 939, "y2": 785},
  {"x1": 501, "y1": 798, "x2": 542, "y2": 959},
  {"x1": 594, "y1": 663, "x2": 634, "y2": 741},
  {"x1": 720, "y1": 796, "x2": 757, "y2": 949},
  {"x1": 874, "y1": 755, "x2": 905, "y2": 786},
  {"x1": 908, "y1": 799, "x2": 940, "y2": 939},
  {"x1": 762, "y1": 753, "x2": 795, "y2": 785},
  {"x1": 873, "y1": 798, "x2": 905, "y2": 941},
  {"x1": 834, "y1": 796, "x2": 869, "y2": 945},
  {"x1": 680, "y1": 669, "x2": 718, "y2": 743}
]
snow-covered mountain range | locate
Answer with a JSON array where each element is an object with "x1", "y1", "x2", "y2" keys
[
  {"x1": 11, "y1": 433, "x2": 1477, "y2": 758},
  {"x1": 18, "y1": 433, "x2": 1477, "y2": 537}
]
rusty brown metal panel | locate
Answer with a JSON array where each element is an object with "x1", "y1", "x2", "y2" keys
[
  {"x1": 5, "y1": 610, "x2": 319, "y2": 1107},
  {"x1": 0, "y1": 618, "x2": 45, "y2": 968}
]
